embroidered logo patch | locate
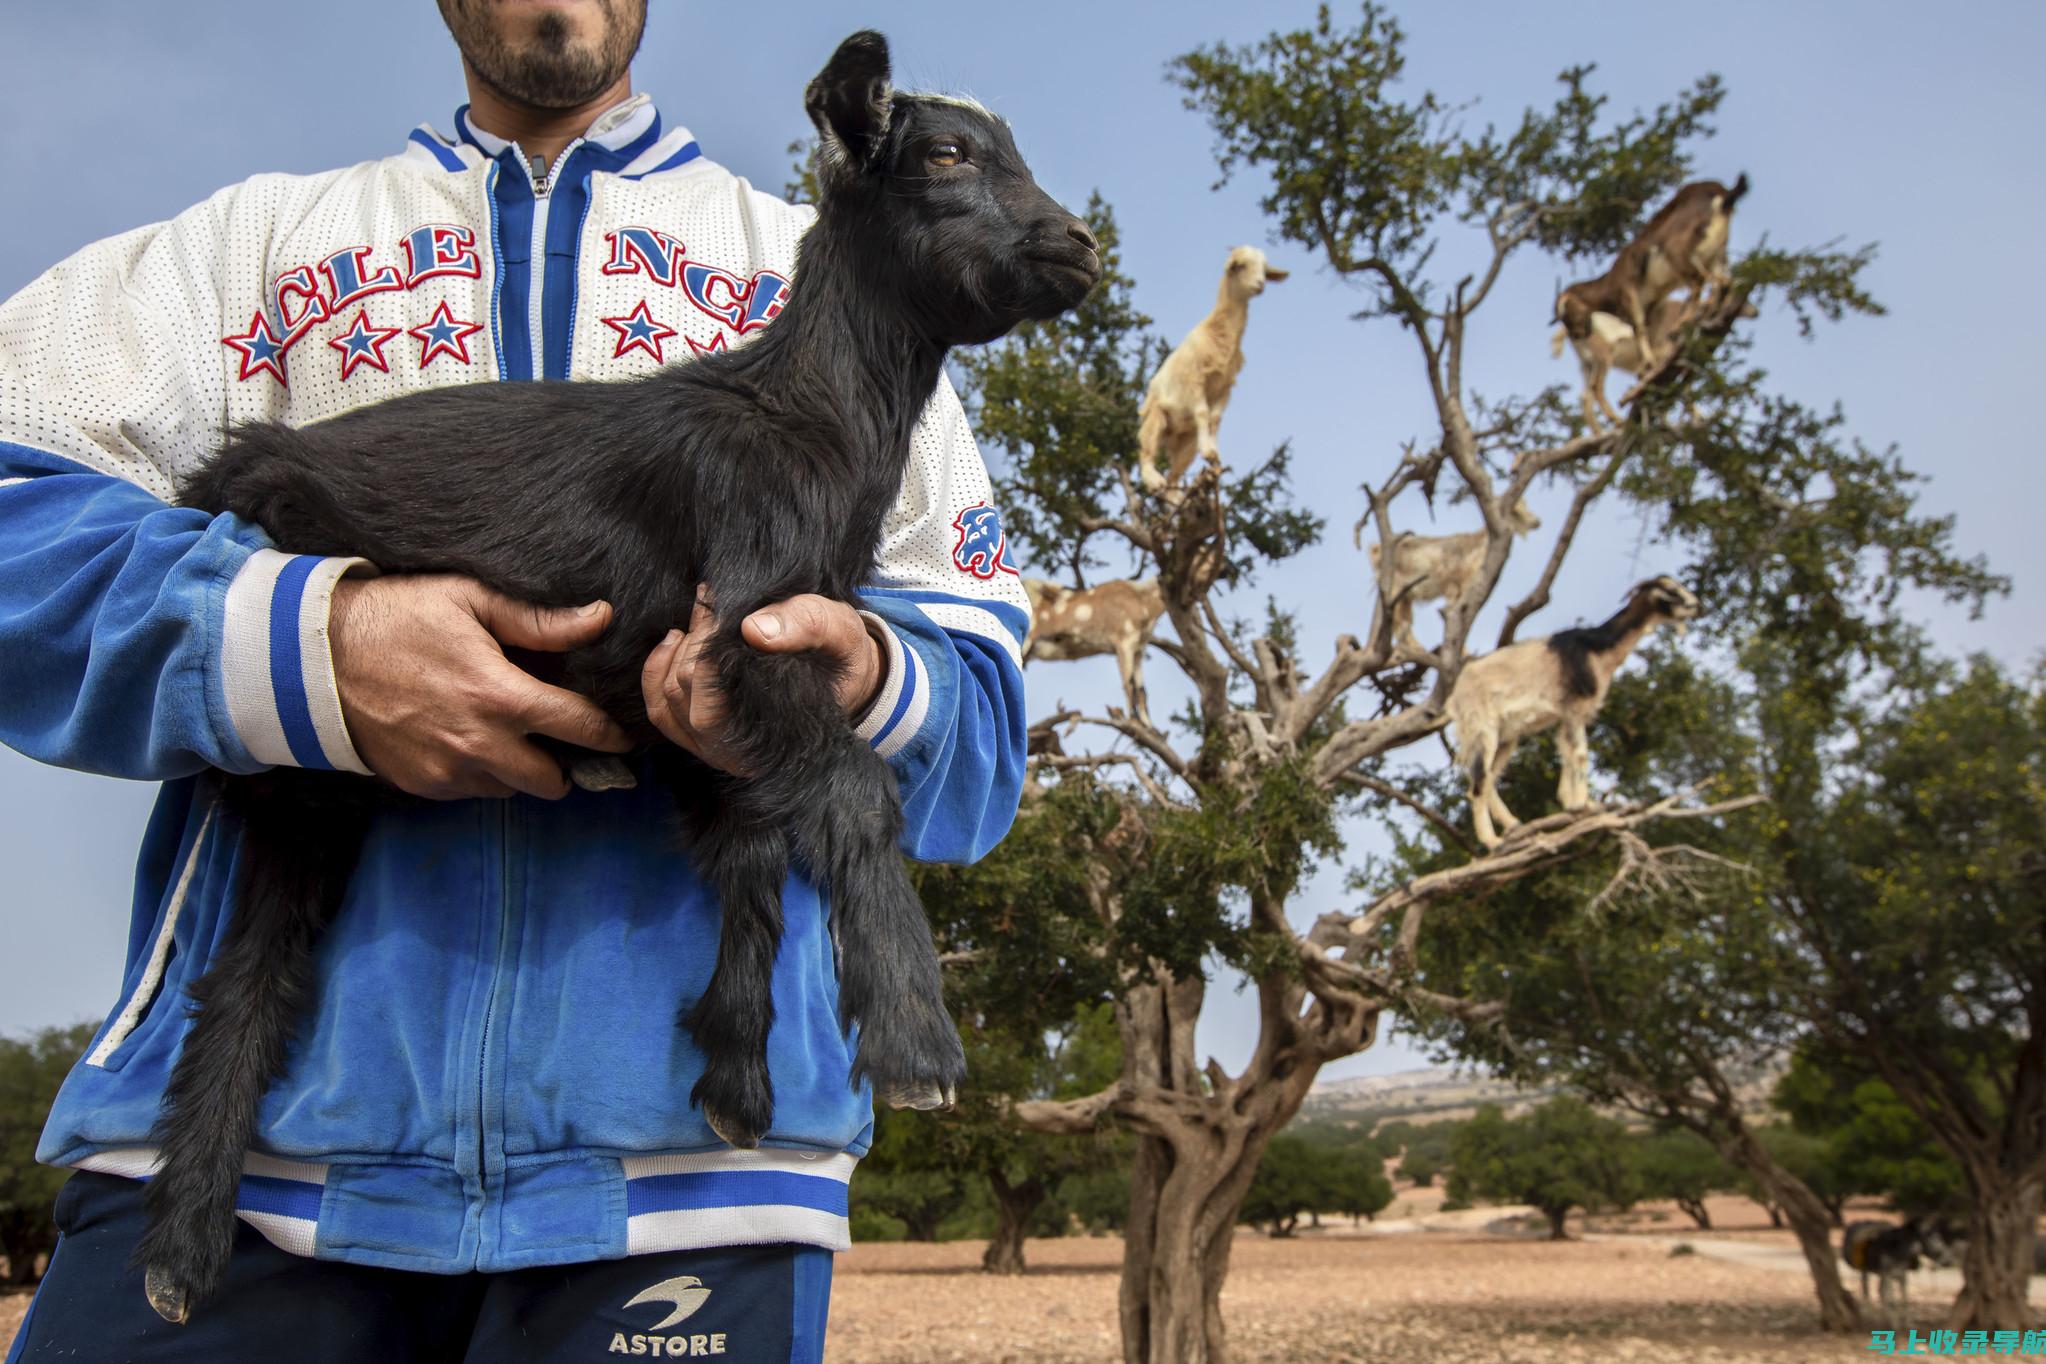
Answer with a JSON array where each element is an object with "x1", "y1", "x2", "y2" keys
[{"x1": 951, "y1": 502, "x2": 1018, "y2": 579}]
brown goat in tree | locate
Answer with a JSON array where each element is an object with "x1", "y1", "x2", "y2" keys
[
  {"x1": 1022, "y1": 576, "x2": 1166, "y2": 723},
  {"x1": 1553, "y1": 293, "x2": 1760, "y2": 431},
  {"x1": 1555, "y1": 174, "x2": 1748, "y2": 377}
]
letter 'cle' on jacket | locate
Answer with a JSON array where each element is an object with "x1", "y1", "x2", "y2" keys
[{"x1": 0, "y1": 96, "x2": 1030, "y2": 1273}]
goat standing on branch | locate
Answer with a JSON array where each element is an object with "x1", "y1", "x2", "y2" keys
[
  {"x1": 1135, "y1": 245, "x2": 1287, "y2": 491},
  {"x1": 1448, "y1": 576, "x2": 1700, "y2": 848},
  {"x1": 1022, "y1": 577, "x2": 1167, "y2": 724},
  {"x1": 1555, "y1": 174, "x2": 1749, "y2": 377},
  {"x1": 145, "y1": 31, "x2": 1099, "y2": 1320},
  {"x1": 1365, "y1": 495, "x2": 1541, "y2": 659}
]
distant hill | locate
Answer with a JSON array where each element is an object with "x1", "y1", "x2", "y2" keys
[
  {"x1": 1298, "y1": 1060, "x2": 1787, "y2": 1129},
  {"x1": 1297, "y1": 1067, "x2": 1552, "y2": 1126}
]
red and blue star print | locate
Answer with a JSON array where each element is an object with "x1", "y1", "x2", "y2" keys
[{"x1": 602, "y1": 300, "x2": 677, "y2": 362}]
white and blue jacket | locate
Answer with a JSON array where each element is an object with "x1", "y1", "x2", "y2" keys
[{"x1": 0, "y1": 97, "x2": 1031, "y2": 1273}]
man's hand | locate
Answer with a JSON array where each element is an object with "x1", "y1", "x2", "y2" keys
[
  {"x1": 641, "y1": 593, "x2": 885, "y2": 775},
  {"x1": 329, "y1": 574, "x2": 632, "y2": 800}
]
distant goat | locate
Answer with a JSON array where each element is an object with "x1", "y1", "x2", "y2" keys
[
  {"x1": 144, "y1": 31, "x2": 1098, "y2": 1322},
  {"x1": 1555, "y1": 175, "x2": 1748, "y2": 377},
  {"x1": 1366, "y1": 498, "x2": 1541, "y2": 657},
  {"x1": 1446, "y1": 576, "x2": 1700, "y2": 847},
  {"x1": 1022, "y1": 576, "x2": 1166, "y2": 722},
  {"x1": 1842, "y1": 1218, "x2": 1962, "y2": 1325},
  {"x1": 1136, "y1": 245, "x2": 1287, "y2": 490}
]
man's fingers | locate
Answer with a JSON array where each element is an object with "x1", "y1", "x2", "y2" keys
[
  {"x1": 505, "y1": 671, "x2": 634, "y2": 753},
  {"x1": 467, "y1": 585, "x2": 614, "y2": 653},
  {"x1": 488, "y1": 739, "x2": 575, "y2": 801},
  {"x1": 742, "y1": 594, "x2": 848, "y2": 653}
]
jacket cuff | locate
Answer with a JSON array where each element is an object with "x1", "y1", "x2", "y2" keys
[
  {"x1": 851, "y1": 610, "x2": 929, "y2": 761},
  {"x1": 219, "y1": 549, "x2": 375, "y2": 774}
]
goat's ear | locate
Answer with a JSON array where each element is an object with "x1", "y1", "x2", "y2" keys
[{"x1": 806, "y1": 30, "x2": 894, "y2": 188}]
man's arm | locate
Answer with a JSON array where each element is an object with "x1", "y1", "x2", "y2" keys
[
  {"x1": 851, "y1": 376, "x2": 1030, "y2": 864},
  {"x1": 0, "y1": 192, "x2": 626, "y2": 793}
]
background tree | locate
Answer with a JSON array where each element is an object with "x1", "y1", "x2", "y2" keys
[
  {"x1": 1773, "y1": 1046, "x2": 1966, "y2": 1221},
  {"x1": 1446, "y1": 1099, "x2": 1638, "y2": 1240},
  {"x1": 0, "y1": 1022, "x2": 92, "y2": 1285},
  {"x1": 937, "y1": 4, "x2": 1908, "y2": 1356},
  {"x1": 1631, "y1": 1127, "x2": 1738, "y2": 1230}
]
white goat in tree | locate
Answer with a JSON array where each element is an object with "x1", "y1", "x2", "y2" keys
[
  {"x1": 1136, "y1": 245, "x2": 1287, "y2": 490},
  {"x1": 1366, "y1": 496, "x2": 1542, "y2": 657},
  {"x1": 1023, "y1": 576, "x2": 1167, "y2": 723},
  {"x1": 1447, "y1": 576, "x2": 1700, "y2": 848}
]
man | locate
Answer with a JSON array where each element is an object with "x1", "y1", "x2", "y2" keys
[{"x1": 0, "y1": 3, "x2": 1029, "y2": 1359}]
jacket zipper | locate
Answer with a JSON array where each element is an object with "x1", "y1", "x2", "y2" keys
[{"x1": 518, "y1": 138, "x2": 583, "y2": 382}]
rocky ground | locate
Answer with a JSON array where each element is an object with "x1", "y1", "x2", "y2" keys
[{"x1": 4, "y1": 1195, "x2": 2022, "y2": 1361}]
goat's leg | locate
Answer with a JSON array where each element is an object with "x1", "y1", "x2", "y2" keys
[
  {"x1": 137, "y1": 773, "x2": 371, "y2": 1322},
  {"x1": 1556, "y1": 720, "x2": 1591, "y2": 810},
  {"x1": 1135, "y1": 403, "x2": 1169, "y2": 491},
  {"x1": 673, "y1": 778, "x2": 790, "y2": 1149},
  {"x1": 1463, "y1": 736, "x2": 1501, "y2": 850},
  {"x1": 702, "y1": 627, "x2": 964, "y2": 1112},
  {"x1": 1485, "y1": 739, "x2": 1523, "y2": 833},
  {"x1": 1116, "y1": 637, "x2": 1151, "y2": 728}
]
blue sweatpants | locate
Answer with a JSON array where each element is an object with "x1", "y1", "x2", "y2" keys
[{"x1": 7, "y1": 1172, "x2": 831, "y2": 1363}]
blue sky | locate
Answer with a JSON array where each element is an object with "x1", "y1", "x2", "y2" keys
[{"x1": 1, "y1": 2, "x2": 2040, "y2": 1085}]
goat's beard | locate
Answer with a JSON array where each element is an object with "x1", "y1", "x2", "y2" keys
[{"x1": 441, "y1": 0, "x2": 646, "y2": 110}]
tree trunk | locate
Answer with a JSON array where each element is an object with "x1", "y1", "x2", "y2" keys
[
  {"x1": 1678, "y1": 1197, "x2": 1712, "y2": 1230},
  {"x1": 1544, "y1": 1206, "x2": 1569, "y2": 1240},
  {"x1": 1707, "y1": 1119, "x2": 1861, "y2": 1331},
  {"x1": 1948, "y1": 1166, "x2": 2042, "y2": 1331},
  {"x1": 982, "y1": 1170, "x2": 1045, "y2": 1274},
  {"x1": 1765, "y1": 1202, "x2": 1784, "y2": 1229}
]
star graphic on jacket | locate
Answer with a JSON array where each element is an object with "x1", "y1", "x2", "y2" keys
[
  {"x1": 408, "y1": 300, "x2": 485, "y2": 369},
  {"x1": 221, "y1": 311, "x2": 290, "y2": 386},
  {"x1": 603, "y1": 300, "x2": 677, "y2": 362},
  {"x1": 328, "y1": 308, "x2": 401, "y2": 380}
]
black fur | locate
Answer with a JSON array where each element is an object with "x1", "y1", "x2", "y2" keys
[
  {"x1": 139, "y1": 30, "x2": 1099, "y2": 1318},
  {"x1": 1544, "y1": 576, "x2": 1696, "y2": 699}
]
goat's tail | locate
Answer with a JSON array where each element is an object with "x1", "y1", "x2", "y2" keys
[
  {"x1": 1723, "y1": 172, "x2": 1749, "y2": 210},
  {"x1": 136, "y1": 772, "x2": 371, "y2": 1321}
]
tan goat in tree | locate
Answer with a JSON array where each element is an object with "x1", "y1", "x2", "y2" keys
[
  {"x1": 1022, "y1": 576, "x2": 1167, "y2": 722},
  {"x1": 1447, "y1": 576, "x2": 1700, "y2": 848},
  {"x1": 1554, "y1": 174, "x2": 1747, "y2": 377},
  {"x1": 1136, "y1": 245, "x2": 1287, "y2": 491},
  {"x1": 1366, "y1": 496, "x2": 1542, "y2": 657}
]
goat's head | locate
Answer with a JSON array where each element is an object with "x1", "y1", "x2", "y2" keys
[
  {"x1": 804, "y1": 31, "x2": 1101, "y2": 346},
  {"x1": 1629, "y1": 575, "x2": 1701, "y2": 635},
  {"x1": 1223, "y1": 245, "x2": 1288, "y2": 298},
  {"x1": 1506, "y1": 498, "x2": 1541, "y2": 536}
]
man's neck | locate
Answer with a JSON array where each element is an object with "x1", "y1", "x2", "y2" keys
[{"x1": 461, "y1": 65, "x2": 635, "y2": 169}]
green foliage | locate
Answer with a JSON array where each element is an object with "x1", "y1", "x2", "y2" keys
[
  {"x1": 1240, "y1": 1132, "x2": 1392, "y2": 1235},
  {"x1": 1446, "y1": 1100, "x2": 1638, "y2": 1236},
  {"x1": 1630, "y1": 1128, "x2": 1737, "y2": 1227},
  {"x1": 0, "y1": 1022, "x2": 93, "y2": 1283},
  {"x1": 1774, "y1": 1047, "x2": 1966, "y2": 1219}
]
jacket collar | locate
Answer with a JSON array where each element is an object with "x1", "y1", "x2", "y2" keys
[{"x1": 407, "y1": 93, "x2": 701, "y2": 179}]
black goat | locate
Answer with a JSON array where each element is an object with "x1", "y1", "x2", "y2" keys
[{"x1": 139, "y1": 30, "x2": 1099, "y2": 1322}]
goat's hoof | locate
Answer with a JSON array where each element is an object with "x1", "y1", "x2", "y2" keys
[
  {"x1": 882, "y1": 1081, "x2": 956, "y2": 1112},
  {"x1": 703, "y1": 1106, "x2": 764, "y2": 1150},
  {"x1": 144, "y1": 1265, "x2": 191, "y2": 1325},
  {"x1": 569, "y1": 755, "x2": 638, "y2": 792}
]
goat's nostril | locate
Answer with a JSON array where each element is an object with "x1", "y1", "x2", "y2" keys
[{"x1": 1066, "y1": 221, "x2": 1100, "y2": 255}]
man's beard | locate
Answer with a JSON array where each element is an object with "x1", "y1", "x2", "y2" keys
[{"x1": 445, "y1": 1, "x2": 646, "y2": 110}]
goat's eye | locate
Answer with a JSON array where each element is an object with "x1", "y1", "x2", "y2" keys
[{"x1": 927, "y1": 142, "x2": 963, "y2": 168}]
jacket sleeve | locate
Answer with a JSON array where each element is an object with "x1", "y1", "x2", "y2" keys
[
  {"x1": 0, "y1": 192, "x2": 370, "y2": 781},
  {"x1": 853, "y1": 374, "x2": 1030, "y2": 864}
]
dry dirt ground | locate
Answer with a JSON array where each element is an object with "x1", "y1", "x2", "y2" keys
[{"x1": 0, "y1": 1195, "x2": 2010, "y2": 1362}]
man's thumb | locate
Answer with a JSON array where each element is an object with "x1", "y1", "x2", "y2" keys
[{"x1": 471, "y1": 588, "x2": 613, "y2": 652}]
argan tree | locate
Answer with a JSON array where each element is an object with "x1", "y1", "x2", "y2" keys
[{"x1": 942, "y1": 6, "x2": 1911, "y2": 1358}]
